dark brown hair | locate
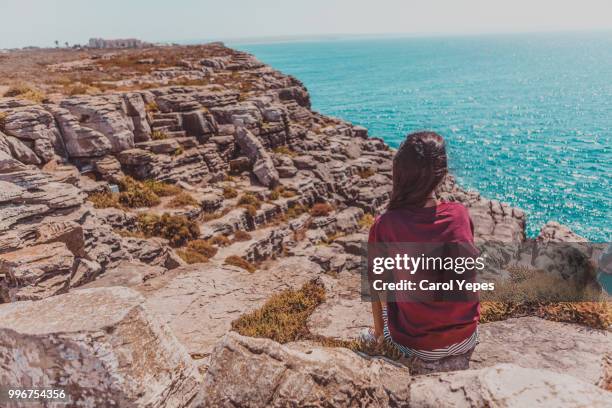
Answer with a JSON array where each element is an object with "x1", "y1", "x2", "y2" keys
[{"x1": 388, "y1": 131, "x2": 448, "y2": 209}]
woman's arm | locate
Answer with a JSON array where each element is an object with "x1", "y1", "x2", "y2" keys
[
  {"x1": 367, "y1": 217, "x2": 385, "y2": 339},
  {"x1": 370, "y1": 294, "x2": 385, "y2": 338}
]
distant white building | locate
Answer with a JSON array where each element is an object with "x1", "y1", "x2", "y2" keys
[{"x1": 88, "y1": 38, "x2": 150, "y2": 49}]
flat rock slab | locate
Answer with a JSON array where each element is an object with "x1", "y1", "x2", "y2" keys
[
  {"x1": 307, "y1": 271, "x2": 372, "y2": 339},
  {"x1": 0, "y1": 287, "x2": 203, "y2": 407},
  {"x1": 140, "y1": 257, "x2": 323, "y2": 357},
  {"x1": 410, "y1": 363, "x2": 612, "y2": 408},
  {"x1": 471, "y1": 316, "x2": 612, "y2": 385}
]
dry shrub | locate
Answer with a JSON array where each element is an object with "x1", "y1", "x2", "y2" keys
[
  {"x1": 242, "y1": 204, "x2": 257, "y2": 217},
  {"x1": 176, "y1": 249, "x2": 209, "y2": 264},
  {"x1": 538, "y1": 302, "x2": 611, "y2": 329},
  {"x1": 359, "y1": 213, "x2": 376, "y2": 229},
  {"x1": 137, "y1": 213, "x2": 200, "y2": 247},
  {"x1": 231, "y1": 279, "x2": 325, "y2": 342},
  {"x1": 357, "y1": 168, "x2": 376, "y2": 179},
  {"x1": 316, "y1": 336, "x2": 403, "y2": 361},
  {"x1": 273, "y1": 145, "x2": 297, "y2": 157},
  {"x1": 233, "y1": 230, "x2": 252, "y2": 242},
  {"x1": 143, "y1": 179, "x2": 181, "y2": 196},
  {"x1": 167, "y1": 192, "x2": 198, "y2": 208},
  {"x1": 88, "y1": 191, "x2": 122, "y2": 209},
  {"x1": 200, "y1": 210, "x2": 227, "y2": 222},
  {"x1": 145, "y1": 101, "x2": 159, "y2": 113},
  {"x1": 238, "y1": 193, "x2": 261, "y2": 209},
  {"x1": 230, "y1": 278, "x2": 403, "y2": 360},
  {"x1": 238, "y1": 193, "x2": 261, "y2": 216},
  {"x1": 3, "y1": 84, "x2": 46, "y2": 103},
  {"x1": 269, "y1": 186, "x2": 296, "y2": 201},
  {"x1": 151, "y1": 130, "x2": 168, "y2": 140},
  {"x1": 482, "y1": 266, "x2": 601, "y2": 304},
  {"x1": 0, "y1": 111, "x2": 7, "y2": 131},
  {"x1": 268, "y1": 189, "x2": 280, "y2": 201},
  {"x1": 186, "y1": 239, "x2": 218, "y2": 258},
  {"x1": 116, "y1": 177, "x2": 187, "y2": 208},
  {"x1": 480, "y1": 266, "x2": 611, "y2": 330},
  {"x1": 286, "y1": 203, "x2": 308, "y2": 219},
  {"x1": 310, "y1": 202, "x2": 333, "y2": 217},
  {"x1": 119, "y1": 189, "x2": 160, "y2": 208},
  {"x1": 222, "y1": 186, "x2": 238, "y2": 199},
  {"x1": 173, "y1": 146, "x2": 184, "y2": 156},
  {"x1": 209, "y1": 234, "x2": 231, "y2": 247},
  {"x1": 65, "y1": 84, "x2": 92, "y2": 95},
  {"x1": 113, "y1": 229, "x2": 145, "y2": 239},
  {"x1": 224, "y1": 255, "x2": 256, "y2": 273}
]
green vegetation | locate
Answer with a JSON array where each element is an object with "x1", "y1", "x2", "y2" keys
[{"x1": 224, "y1": 255, "x2": 256, "y2": 273}]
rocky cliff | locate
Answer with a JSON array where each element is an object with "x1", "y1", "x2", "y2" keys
[{"x1": 0, "y1": 43, "x2": 609, "y2": 407}]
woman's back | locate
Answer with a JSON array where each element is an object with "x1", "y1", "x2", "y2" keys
[{"x1": 369, "y1": 201, "x2": 480, "y2": 350}]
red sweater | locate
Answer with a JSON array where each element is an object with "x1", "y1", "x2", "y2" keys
[{"x1": 368, "y1": 202, "x2": 480, "y2": 350}]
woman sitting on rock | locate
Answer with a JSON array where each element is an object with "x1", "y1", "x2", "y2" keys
[{"x1": 364, "y1": 131, "x2": 480, "y2": 374}]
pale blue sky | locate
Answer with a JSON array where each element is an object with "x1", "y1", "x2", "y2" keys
[{"x1": 2, "y1": 0, "x2": 612, "y2": 48}]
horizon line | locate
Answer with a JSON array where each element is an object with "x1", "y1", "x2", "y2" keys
[{"x1": 4, "y1": 27, "x2": 612, "y2": 50}]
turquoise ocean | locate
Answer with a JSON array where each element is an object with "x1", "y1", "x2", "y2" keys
[{"x1": 234, "y1": 33, "x2": 611, "y2": 241}]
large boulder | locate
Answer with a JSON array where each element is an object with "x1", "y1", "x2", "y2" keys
[
  {"x1": 234, "y1": 126, "x2": 279, "y2": 187},
  {"x1": 50, "y1": 106, "x2": 112, "y2": 158},
  {"x1": 4, "y1": 135, "x2": 40, "y2": 164},
  {"x1": 123, "y1": 92, "x2": 152, "y2": 142},
  {"x1": 0, "y1": 287, "x2": 203, "y2": 407},
  {"x1": 202, "y1": 332, "x2": 411, "y2": 407},
  {"x1": 0, "y1": 104, "x2": 65, "y2": 157},
  {"x1": 60, "y1": 95, "x2": 136, "y2": 153},
  {"x1": 0, "y1": 242, "x2": 74, "y2": 300}
]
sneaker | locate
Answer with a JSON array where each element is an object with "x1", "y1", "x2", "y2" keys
[{"x1": 358, "y1": 327, "x2": 378, "y2": 344}]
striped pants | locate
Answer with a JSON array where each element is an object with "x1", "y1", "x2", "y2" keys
[{"x1": 382, "y1": 307, "x2": 478, "y2": 362}]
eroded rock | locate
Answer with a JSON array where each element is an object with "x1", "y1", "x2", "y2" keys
[{"x1": 0, "y1": 287, "x2": 203, "y2": 407}]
